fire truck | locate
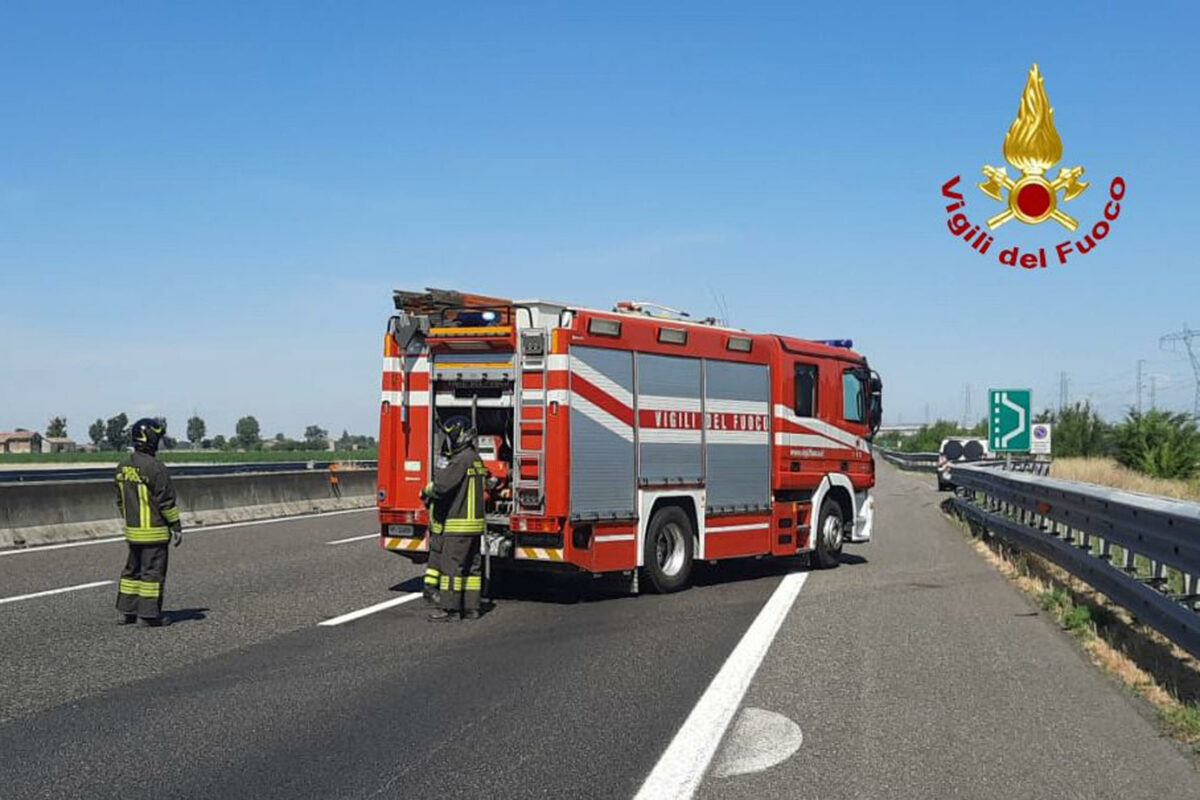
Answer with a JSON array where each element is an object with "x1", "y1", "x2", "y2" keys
[{"x1": 377, "y1": 288, "x2": 882, "y2": 592}]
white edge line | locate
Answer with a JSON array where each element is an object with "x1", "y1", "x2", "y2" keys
[
  {"x1": 0, "y1": 580, "x2": 114, "y2": 606},
  {"x1": 633, "y1": 571, "x2": 808, "y2": 800},
  {"x1": 325, "y1": 533, "x2": 381, "y2": 545},
  {"x1": 318, "y1": 592, "x2": 424, "y2": 626},
  {"x1": 0, "y1": 507, "x2": 377, "y2": 558}
]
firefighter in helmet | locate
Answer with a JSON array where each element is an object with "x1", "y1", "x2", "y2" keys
[
  {"x1": 114, "y1": 418, "x2": 183, "y2": 627},
  {"x1": 420, "y1": 419, "x2": 486, "y2": 621}
]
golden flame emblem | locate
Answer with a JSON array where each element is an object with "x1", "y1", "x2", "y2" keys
[{"x1": 978, "y1": 64, "x2": 1088, "y2": 230}]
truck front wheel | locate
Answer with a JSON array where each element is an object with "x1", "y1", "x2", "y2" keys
[
  {"x1": 811, "y1": 498, "x2": 844, "y2": 569},
  {"x1": 641, "y1": 506, "x2": 694, "y2": 593}
]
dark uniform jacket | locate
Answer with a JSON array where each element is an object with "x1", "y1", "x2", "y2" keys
[
  {"x1": 426, "y1": 445, "x2": 486, "y2": 536},
  {"x1": 115, "y1": 451, "x2": 182, "y2": 543}
]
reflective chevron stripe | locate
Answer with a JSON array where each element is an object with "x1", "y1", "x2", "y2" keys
[
  {"x1": 383, "y1": 536, "x2": 428, "y2": 552},
  {"x1": 516, "y1": 547, "x2": 564, "y2": 562}
]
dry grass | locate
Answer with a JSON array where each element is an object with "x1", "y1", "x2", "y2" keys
[
  {"x1": 965, "y1": 534, "x2": 1200, "y2": 751},
  {"x1": 1050, "y1": 457, "x2": 1200, "y2": 502}
]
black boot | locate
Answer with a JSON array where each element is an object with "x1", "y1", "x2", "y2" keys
[
  {"x1": 138, "y1": 615, "x2": 172, "y2": 628},
  {"x1": 427, "y1": 609, "x2": 458, "y2": 622},
  {"x1": 462, "y1": 610, "x2": 482, "y2": 620},
  {"x1": 118, "y1": 614, "x2": 137, "y2": 626}
]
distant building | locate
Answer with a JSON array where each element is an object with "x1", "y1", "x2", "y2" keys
[
  {"x1": 43, "y1": 436, "x2": 77, "y2": 453},
  {"x1": 0, "y1": 431, "x2": 43, "y2": 454}
]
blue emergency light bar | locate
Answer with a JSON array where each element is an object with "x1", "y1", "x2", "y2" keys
[
  {"x1": 817, "y1": 339, "x2": 854, "y2": 349},
  {"x1": 457, "y1": 310, "x2": 501, "y2": 326}
]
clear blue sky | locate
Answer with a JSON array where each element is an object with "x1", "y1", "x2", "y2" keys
[{"x1": 3, "y1": 2, "x2": 1198, "y2": 440}]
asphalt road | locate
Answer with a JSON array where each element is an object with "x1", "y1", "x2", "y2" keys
[{"x1": 0, "y1": 464, "x2": 1196, "y2": 799}]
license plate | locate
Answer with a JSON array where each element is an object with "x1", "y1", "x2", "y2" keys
[{"x1": 387, "y1": 524, "x2": 415, "y2": 536}]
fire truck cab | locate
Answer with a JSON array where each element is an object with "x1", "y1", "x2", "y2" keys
[{"x1": 378, "y1": 288, "x2": 882, "y2": 592}]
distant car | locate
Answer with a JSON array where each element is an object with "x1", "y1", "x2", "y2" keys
[{"x1": 937, "y1": 437, "x2": 989, "y2": 491}]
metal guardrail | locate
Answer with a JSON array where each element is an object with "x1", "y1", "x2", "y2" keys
[
  {"x1": 0, "y1": 460, "x2": 379, "y2": 484},
  {"x1": 947, "y1": 463, "x2": 1200, "y2": 660},
  {"x1": 877, "y1": 449, "x2": 1052, "y2": 476},
  {"x1": 876, "y1": 448, "x2": 939, "y2": 471}
]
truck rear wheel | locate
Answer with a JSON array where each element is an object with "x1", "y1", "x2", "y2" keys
[
  {"x1": 811, "y1": 498, "x2": 844, "y2": 569},
  {"x1": 641, "y1": 506, "x2": 694, "y2": 593}
]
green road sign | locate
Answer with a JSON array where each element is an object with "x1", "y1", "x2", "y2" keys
[{"x1": 989, "y1": 388, "x2": 1032, "y2": 453}]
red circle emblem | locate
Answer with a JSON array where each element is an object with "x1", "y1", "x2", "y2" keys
[{"x1": 1016, "y1": 182, "x2": 1051, "y2": 218}]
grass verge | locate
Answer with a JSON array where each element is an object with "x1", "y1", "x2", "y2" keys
[
  {"x1": 1051, "y1": 457, "x2": 1200, "y2": 502},
  {"x1": 950, "y1": 509, "x2": 1200, "y2": 754}
]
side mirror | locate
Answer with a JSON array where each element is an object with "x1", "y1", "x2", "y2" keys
[{"x1": 867, "y1": 370, "x2": 883, "y2": 437}]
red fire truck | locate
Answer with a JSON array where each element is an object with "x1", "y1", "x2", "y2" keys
[{"x1": 377, "y1": 288, "x2": 882, "y2": 592}]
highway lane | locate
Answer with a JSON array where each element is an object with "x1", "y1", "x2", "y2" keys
[
  {"x1": 0, "y1": 508, "x2": 403, "y2": 722},
  {"x1": 696, "y1": 463, "x2": 1198, "y2": 798},
  {"x1": 2, "y1": 465, "x2": 1197, "y2": 798},
  {"x1": 0, "y1": 526, "x2": 787, "y2": 799}
]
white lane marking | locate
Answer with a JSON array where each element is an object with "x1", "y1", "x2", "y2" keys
[
  {"x1": 633, "y1": 571, "x2": 808, "y2": 800},
  {"x1": 0, "y1": 535, "x2": 124, "y2": 556},
  {"x1": 0, "y1": 507, "x2": 376, "y2": 558},
  {"x1": 318, "y1": 592, "x2": 423, "y2": 626},
  {"x1": 711, "y1": 707, "x2": 803, "y2": 778},
  {"x1": 0, "y1": 580, "x2": 113, "y2": 606},
  {"x1": 326, "y1": 533, "x2": 379, "y2": 545}
]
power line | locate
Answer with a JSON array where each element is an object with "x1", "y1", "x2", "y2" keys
[
  {"x1": 1136, "y1": 359, "x2": 1144, "y2": 412},
  {"x1": 1159, "y1": 325, "x2": 1200, "y2": 418}
]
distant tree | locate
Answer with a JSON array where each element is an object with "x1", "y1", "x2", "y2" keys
[
  {"x1": 200, "y1": 438, "x2": 213, "y2": 449},
  {"x1": 105, "y1": 413, "x2": 129, "y2": 451},
  {"x1": 304, "y1": 425, "x2": 328, "y2": 447},
  {"x1": 1114, "y1": 409, "x2": 1200, "y2": 479},
  {"x1": 1034, "y1": 402, "x2": 1111, "y2": 457},
  {"x1": 187, "y1": 415, "x2": 206, "y2": 446},
  {"x1": 46, "y1": 417, "x2": 68, "y2": 438},
  {"x1": 211, "y1": 434, "x2": 227, "y2": 450},
  {"x1": 897, "y1": 420, "x2": 979, "y2": 453},
  {"x1": 235, "y1": 416, "x2": 261, "y2": 449},
  {"x1": 274, "y1": 432, "x2": 286, "y2": 443},
  {"x1": 88, "y1": 419, "x2": 105, "y2": 447}
]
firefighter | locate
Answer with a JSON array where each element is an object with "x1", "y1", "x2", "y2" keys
[
  {"x1": 420, "y1": 431, "x2": 449, "y2": 605},
  {"x1": 420, "y1": 421, "x2": 486, "y2": 621},
  {"x1": 114, "y1": 419, "x2": 183, "y2": 627}
]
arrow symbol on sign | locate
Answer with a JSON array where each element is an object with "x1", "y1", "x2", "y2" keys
[{"x1": 1000, "y1": 392, "x2": 1026, "y2": 448}]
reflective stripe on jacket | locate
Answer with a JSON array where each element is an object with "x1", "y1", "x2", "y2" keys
[{"x1": 114, "y1": 451, "x2": 181, "y2": 543}]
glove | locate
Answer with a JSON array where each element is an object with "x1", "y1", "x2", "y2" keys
[{"x1": 171, "y1": 527, "x2": 183, "y2": 548}]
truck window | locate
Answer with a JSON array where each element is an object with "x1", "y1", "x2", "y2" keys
[
  {"x1": 794, "y1": 364, "x2": 817, "y2": 417},
  {"x1": 842, "y1": 368, "x2": 865, "y2": 423}
]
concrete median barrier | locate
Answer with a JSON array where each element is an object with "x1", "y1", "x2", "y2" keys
[{"x1": 0, "y1": 469, "x2": 379, "y2": 549}]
